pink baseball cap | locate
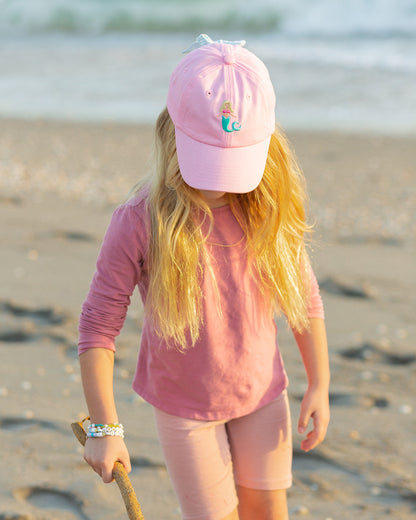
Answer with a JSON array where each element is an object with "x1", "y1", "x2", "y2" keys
[{"x1": 167, "y1": 35, "x2": 276, "y2": 194}]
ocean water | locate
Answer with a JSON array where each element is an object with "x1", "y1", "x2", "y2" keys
[{"x1": 0, "y1": 0, "x2": 415, "y2": 134}]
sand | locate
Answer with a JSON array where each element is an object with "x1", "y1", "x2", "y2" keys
[{"x1": 0, "y1": 117, "x2": 415, "y2": 520}]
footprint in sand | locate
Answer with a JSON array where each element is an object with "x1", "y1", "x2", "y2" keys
[
  {"x1": 293, "y1": 449, "x2": 416, "y2": 512},
  {"x1": 130, "y1": 456, "x2": 166, "y2": 471},
  {"x1": 293, "y1": 447, "x2": 368, "y2": 504},
  {"x1": 328, "y1": 392, "x2": 389, "y2": 409},
  {"x1": 319, "y1": 276, "x2": 373, "y2": 299},
  {"x1": 39, "y1": 230, "x2": 96, "y2": 242},
  {"x1": 14, "y1": 487, "x2": 88, "y2": 520},
  {"x1": 0, "y1": 417, "x2": 63, "y2": 433},
  {"x1": 340, "y1": 341, "x2": 416, "y2": 365},
  {"x1": 293, "y1": 447, "x2": 358, "y2": 476},
  {"x1": 293, "y1": 391, "x2": 390, "y2": 409},
  {"x1": 337, "y1": 234, "x2": 403, "y2": 247},
  {"x1": 0, "y1": 330, "x2": 38, "y2": 343},
  {"x1": 0, "y1": 300, "x2": 70, "y2": 346},
  {"x1": 0, "y1": 329, "x2": 76, "y2": 356},
  {"x1": 0, "y1": 300, "x2": 67, "y2": 326}
]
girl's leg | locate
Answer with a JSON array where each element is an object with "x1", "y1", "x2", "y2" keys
[
  {"x1": 221, "y1": 508, "x2": 239, "y2": 520},
  {"x1": 226, "y1": 390, "x2": 293, "y2": 520},
  {"x1": 153, "y1": 408, "x2": 239, "y2": 520}
]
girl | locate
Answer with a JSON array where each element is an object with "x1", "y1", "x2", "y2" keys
[{"x1": 78, "y1": 35, "x2": 330, "y2": 520}]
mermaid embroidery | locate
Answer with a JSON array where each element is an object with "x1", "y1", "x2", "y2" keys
[{"x1": 218, "y1": 101, "x2": 241, "y2": 132}]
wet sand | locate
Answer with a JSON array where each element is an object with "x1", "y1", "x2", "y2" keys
[{"x1": 0, "y1": 117, "x2": 415, "y2": 519}]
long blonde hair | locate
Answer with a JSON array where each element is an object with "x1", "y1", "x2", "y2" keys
[{"x1": 135, "y1": 107, "x2": 313, "y2": 349}]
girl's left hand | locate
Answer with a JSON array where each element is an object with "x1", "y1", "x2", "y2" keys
[{"x1": 297, "y1": 385, "x2": 330, "y2": 452}]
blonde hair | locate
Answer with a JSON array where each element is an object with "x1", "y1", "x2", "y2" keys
[{"x1": 135, "y1": 107, "x2": 312, "y2": 349}]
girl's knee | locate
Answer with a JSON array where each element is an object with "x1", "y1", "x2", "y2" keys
[{"x1": 236, "y1": 486, "x2": 288, "y2": 520}]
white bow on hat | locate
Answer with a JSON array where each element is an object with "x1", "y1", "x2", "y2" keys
[{"x1": 182, "y1": 34, "x2": 246, "y2": 54}]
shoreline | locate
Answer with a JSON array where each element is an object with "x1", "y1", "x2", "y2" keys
[{"x1": 1, "y1": 116, "x2": 415, "y2": 242}]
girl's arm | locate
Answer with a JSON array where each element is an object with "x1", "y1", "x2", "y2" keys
[
  {"x1": 77, "y1": 204, "x2": 145, "y2": 482},
  {"x1": 79, "y1": 348, "x2": 131, "y2": 483},
  {"x1": 292, "y1": 317, "x2": 330, "y2": 452}
]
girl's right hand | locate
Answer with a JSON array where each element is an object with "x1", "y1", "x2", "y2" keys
[{"x1": 83, "y1": 436, "x2": 132, "y2": 483}]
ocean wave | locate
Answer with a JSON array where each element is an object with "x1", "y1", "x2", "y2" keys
[
  {"x1": 281, "y1": 0, "x2": 416, "y2": 39},
  {"x1": 1, "y1": 0, "x2": 416, "y2": 38},
  {"x1": 0, "y1": 0, "x2": 281, "y2": 35}
]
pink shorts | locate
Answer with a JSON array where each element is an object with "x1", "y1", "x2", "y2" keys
[{"x1": 153, "y1": 390, "x2": 292, "y2": 520}]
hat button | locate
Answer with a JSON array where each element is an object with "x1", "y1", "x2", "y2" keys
[{"x1": 223, "y1": 48, "x2": 236, "y2": 65}]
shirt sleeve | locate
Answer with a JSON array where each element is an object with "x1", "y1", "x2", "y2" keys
[
  {"x1": 78, "y1": 202, "x2": 147, "y2": 354},
  {"x1": 307, "y1": 266, "x2": 325, "y2": 319}
]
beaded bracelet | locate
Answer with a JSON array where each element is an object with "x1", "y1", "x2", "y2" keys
[{"x1": 87, "y1": 422, "x2": 124, "y2": 439}]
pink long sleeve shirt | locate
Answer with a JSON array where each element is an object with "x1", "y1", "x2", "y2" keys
[{"x1": 78, "y1": 195, "x2": 324, "y2": 420}]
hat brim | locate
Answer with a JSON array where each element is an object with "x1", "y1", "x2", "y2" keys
[{"x1": 175, "y1": 128, "x2": 271, "y2": 194}]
